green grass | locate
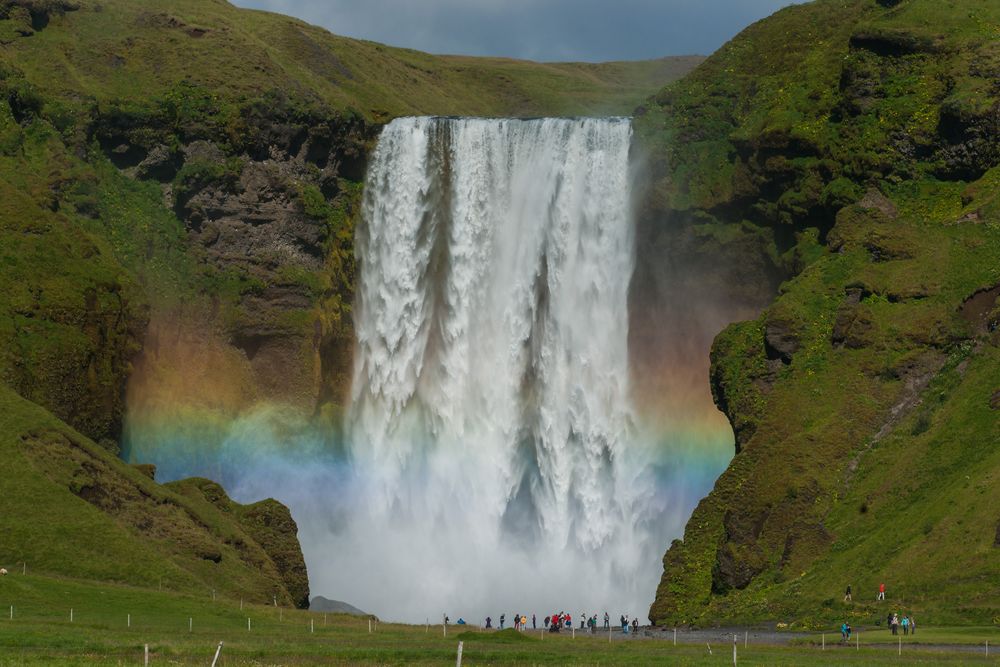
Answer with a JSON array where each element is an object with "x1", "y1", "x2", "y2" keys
[
  {"x1": 1, "y1": 0, "x2": 701, "y2": 120},
  {"x1": 0, "y1": 573, "x2": 997, "y2": 665},
  {"x1": 0, "y1": 386, "x2": 305, "y2": 607}
]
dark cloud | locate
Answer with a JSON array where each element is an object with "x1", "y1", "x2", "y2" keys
[{"x1": 231, "y1": 0, "x2": 800, "y2": 62}]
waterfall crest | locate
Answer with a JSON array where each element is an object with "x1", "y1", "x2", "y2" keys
[{"x1": 342, "y1": 116, "x2": 661, "y2": 620}]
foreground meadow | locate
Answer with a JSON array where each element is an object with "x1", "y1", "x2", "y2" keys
[{"x1": 1, "y1": 573, "x2": 999, "y2": 665}]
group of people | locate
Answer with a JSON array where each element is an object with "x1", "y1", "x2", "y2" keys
[
  {"x1": 840, "y1": 582, "x2": 919, "y2": 640},
  {"x1": 888, "y1": 613, "x2": 915, "y2": 635},
  {"x1": 485, "y1": 613, "x2": 533, "y2": 630},
  {"x1": 480, "y1": 610, "x2": 639, "y2": 634}
]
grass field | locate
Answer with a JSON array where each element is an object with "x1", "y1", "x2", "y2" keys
[{"x1": 2, "y1": 573, "x2": 999, "y2": 665}]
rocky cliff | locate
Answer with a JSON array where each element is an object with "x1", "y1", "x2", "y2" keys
[
  {"x1": 0, "y1": 0, "x2": 700, "y2": 606},
  {"x1": 641, "y1": 0, "x2": 1000, "y2": 627}
]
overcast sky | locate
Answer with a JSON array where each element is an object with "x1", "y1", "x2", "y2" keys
[{"x1": 231, "y1": 0, "x2": 800, "y2": 62}]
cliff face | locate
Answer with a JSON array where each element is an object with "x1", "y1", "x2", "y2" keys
[
  {"x1": 641, "y1": 0, "x2": 1000, "y2": 627},
  {"x1": 0, "y1": 0, "x2": 701, "y2": 603},
  {"x1": 99, "y1": 91, "x2": 372, "y2": 432}
]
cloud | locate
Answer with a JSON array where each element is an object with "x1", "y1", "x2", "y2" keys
[{"x1": 231, "y1": 0, "x2": 800, "y2": 62}]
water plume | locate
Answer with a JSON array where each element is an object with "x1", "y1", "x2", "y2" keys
[{"x1": 125, "y1": 116, "x2": 737, "y2": 623}]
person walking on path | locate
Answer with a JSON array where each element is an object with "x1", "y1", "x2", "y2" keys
[
  {"x1": 910, "y1": 616, "x2": 917, "y2": 635},
  {"x1": 632, "y1": 618, "x2": 639, "y2": 634},
  {"x1": 604, "y1": 612, "x2": 610, "y2": 629},
  {"x1": 500, "y1": 614, "x2": 505, "y2": 630},
  {"x1": 532, "y1": 614, "x2": 536, "y2": 629},
  {"x1": 877, "y1": 582, "x2": 886, "y2": 601},
  {"x1": 844, "y1": 584, "x2": 852, "y2": 602},
  {"x1": 902, "y1": 616, "x2": 909, "y2": 635}
]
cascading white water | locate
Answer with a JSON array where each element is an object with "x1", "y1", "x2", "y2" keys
[{"x1": 331, "y1": 116, "x2": 666, "y2": 622}]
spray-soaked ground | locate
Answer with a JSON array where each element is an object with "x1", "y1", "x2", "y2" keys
[{"x1": 124, "y1": 117, "x2": 735, "y2": 623}]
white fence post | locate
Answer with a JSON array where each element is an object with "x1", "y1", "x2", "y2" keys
[
  {"x1": 144, "y1": 644, "x2": 149, "y2": 666},
  {"x1": 211, "y1": 641, "x2": 224, "y2": 667}
]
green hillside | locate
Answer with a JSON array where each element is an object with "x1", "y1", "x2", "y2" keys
[
  {"x1": 642, "y1": 0, "x2": 1000, "y2": 627},
  {"x1": 1, "y1": 0, "x2": 700, "y2": 119},
  {"x1": 0, "y1": 385, "x2": 307, "y2": 606}
]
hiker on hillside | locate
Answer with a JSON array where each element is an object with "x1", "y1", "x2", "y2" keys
[
  {"x1": 841, "y1": 622, "x2": 848, "y2": 640},
  {"x1": 632, "y1": 618, "x2": 639, "y2": 634},
  {"x1": 890, "y1": 613, "x2": 899, "y2": 635},
  {"x1": 580, "y1": 612, "x2": 586, "y2": 629},
  {"x1": 499, "y1": 613, "x2": 505, "y2": 630},
  {"x1": 910, "y1": 616, "x2": 917, "y2": 635},
  {"x1": 844, "y1": 584, "x2": 852, "y2": 602},
  {"x1": 485, "y1": 616, "x2": 492, "y2": 629},
  {"x1": 902, "y1": 615, "x2": 909, "y2": 635},
  {"x1": 532, "y1": 613, "x2": 536, "y2": 629},
  {"x1": 877, "y1": 582, "x2": 886, "y2": 601}
]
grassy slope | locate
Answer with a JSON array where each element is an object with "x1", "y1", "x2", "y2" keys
[
  {"x1": 644, "y1": 0, "x2": 1000, "y2": 627},
  {"x1": 0, "y1": 384, "x2": 306, "y2": 606},
  {"x1": 0, "y1": 573, "x2": 998, "y2": 665},
  {"x1": 2, "y1": 0, "x2": 701, "y2": 119}
]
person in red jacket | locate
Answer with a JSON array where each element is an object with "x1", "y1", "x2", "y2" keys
[{"x1": 877, "y1": 582, "x2": 886, "y2": 601}]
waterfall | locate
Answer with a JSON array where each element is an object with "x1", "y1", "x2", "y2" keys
[{"x1": 336, "y1": 116, "x2": 665, "y2": 621}]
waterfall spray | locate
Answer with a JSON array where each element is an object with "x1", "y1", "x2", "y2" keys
[{"x1": 331, "y1": 117, "x2": 664, "y2": 620}]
